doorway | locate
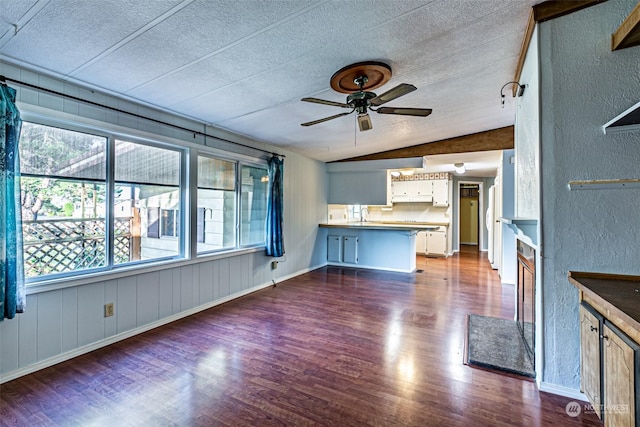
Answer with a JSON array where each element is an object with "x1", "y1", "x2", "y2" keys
[{"x1": 457, "y1": 182, "x2": 483, "y2": 252}]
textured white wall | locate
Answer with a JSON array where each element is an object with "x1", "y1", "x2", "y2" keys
[
  {"x1": 515, "y1": 26, "x2": 539, "y2": 220},
  {"x1": 537, "y1": 0, "x2": 640, "y2": 389},
  {"x1": 0, "y1": 62, "x2": 329, "y2": 382}
]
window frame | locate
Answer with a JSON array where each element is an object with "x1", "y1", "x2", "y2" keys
[
  {"x1": 238, "y1": 161, "x2": 269, "y2": 249},
  {"x1": 18, "y1": 111, "x2": 268, "y2": 288},
  {"x1": 194, "y1": 152, "x2": 269, "y2": 256}
]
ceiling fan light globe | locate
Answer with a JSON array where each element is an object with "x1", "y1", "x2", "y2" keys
[{"x1": 357, "y1": 113, "x2": 373, "y2": 132}]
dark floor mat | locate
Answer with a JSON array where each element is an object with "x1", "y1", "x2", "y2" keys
[{"x1": 466, "y1": 314, "x2": 535, "y2": 378}]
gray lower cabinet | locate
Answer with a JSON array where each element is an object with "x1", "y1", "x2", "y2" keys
[
  {"x1": 327, "y1": 235, "x2": 342, "y2": 262},
  {"x1": 327, "y1": 235, "x2": 358, "y2": 264}
]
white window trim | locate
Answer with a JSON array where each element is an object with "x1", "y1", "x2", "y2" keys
[{"x1": 18, "y1": 104, "x2": 269, "y2": 294}]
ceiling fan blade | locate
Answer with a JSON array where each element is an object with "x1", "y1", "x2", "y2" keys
[
  {"x1": 376, "y1": 107, "x2": 432, "y2": 117},
  {"x1": 370, "y1": 83, "x2": 417, "y2": 106},
  {"x1": 301, "y1": 112, "x2": 352, "y2": 127},
  {"x1": 301, "y1": 97, "x2": 351, "y2": 108}
]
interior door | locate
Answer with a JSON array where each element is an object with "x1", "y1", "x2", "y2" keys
[{"x1": 460, "y1": 196, "x2": 479, "y2": 245}]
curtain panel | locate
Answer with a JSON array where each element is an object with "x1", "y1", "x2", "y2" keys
[
  {"x1": 265, "y1": 155, "x2": 284, "y2": 257},
  {"x1": 1, "y1": 83, "x2": 25, "y2": 320}
]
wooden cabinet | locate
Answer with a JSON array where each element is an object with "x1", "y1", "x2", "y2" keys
[
  {"x1": 576, "y1": 296, "x2": 640, "y2": 426},
  {"x1": 570, "y1": 272, "x2": 640, "y2": 427},
  {"x1": 602, "y1": 322, "x2": 639, "y2": 427},
  {"x1": 327, "y1": 235, "x2": 358, "y2": 264},
  {"x1": 580, "y1": 303, "x2": 603, "y2": 419}
]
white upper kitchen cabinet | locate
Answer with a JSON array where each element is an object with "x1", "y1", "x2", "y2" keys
[
  {"x1": 432, "y1": 180, "x2": 449, "y2": 207},
  {"x1": 391, "y1": 180, "x2": 433, "y2": 203}
]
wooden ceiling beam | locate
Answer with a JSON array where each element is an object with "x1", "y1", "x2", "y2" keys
[
  {"x1": 335, "y1": 126, "x2": 513, "y2": 162},
  {"x1": 532, "y1": 0, "x2": 605, "y2": 23},
  {"x1": 612, "y1": 1, "x2": 640, "y2": 51},
  {"x1": 513, "y1": 0, "x2": 606, "y2": 91}
]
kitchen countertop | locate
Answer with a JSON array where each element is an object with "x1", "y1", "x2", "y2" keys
[{"x1": 319, "y1": 221, "x2": 442, "y2": 231}]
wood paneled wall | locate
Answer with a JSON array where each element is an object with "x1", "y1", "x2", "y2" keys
[{"x1": 0, "y1": 62, "x2": 329, "y2": 382}]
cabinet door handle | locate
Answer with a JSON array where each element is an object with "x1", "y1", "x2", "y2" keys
[
  {"x1": 590, "y1": 326, "x2": 598, "y2": 332},
  {"x1": 601, "y1": 334, "x2": 609, "y2": 340}
]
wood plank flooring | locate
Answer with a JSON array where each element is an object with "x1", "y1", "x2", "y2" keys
[{"x1": 0, "y1": 251, "x2": 602, "y2": 426}]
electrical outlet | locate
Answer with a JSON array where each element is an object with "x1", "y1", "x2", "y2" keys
[
  {"x1": 104, "y1": 303, "x2": 114, "y2": 317},
  {"x1": 271, "y1": 261, "x2": 278, "y2": 270}
]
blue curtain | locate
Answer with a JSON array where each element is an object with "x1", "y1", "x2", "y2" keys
[
  {"x1": 265, "y1": 155, "x2": 284, "y2": 257},
  {"x1": 1, "y1": 83, "x2": 25, "y2": 321}
]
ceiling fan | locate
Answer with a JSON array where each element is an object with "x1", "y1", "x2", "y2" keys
[{"x1": 301, "y1": 61, "x2": 432, "y2": 132}]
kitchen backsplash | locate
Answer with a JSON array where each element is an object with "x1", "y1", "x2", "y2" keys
[
  {"x1": 367, "y1": 203, "x2": 449, "y2": 223},
  {"x1": 327, "y1": 203, "x2": 449, "y2": 224}
]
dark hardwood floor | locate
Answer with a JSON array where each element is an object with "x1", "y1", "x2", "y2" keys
[{"x1": 0, "y1": 251, "x2": 601, "y2": 426}]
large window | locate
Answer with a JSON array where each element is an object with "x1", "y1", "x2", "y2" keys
[
  {"x1": 196, "y1": 157, "x2": 268, "y2": 254},
  {"x1": 19, "y1": 123, "x2": 184, "y2": 280},
  {"x1": 19, "y1": 120, "x2": 268, "y2": 283},
  {"x1": 240, "y1": 164, "x2": 268, "y2": 246},
  {"x1": 114, "y1": 140, "x2": 181, "y2": 264},
  {"x1": 19, "y1": 122, "x2": 108, "y2": 278},
  {"x1": 196, "y1": 156, "x2": 236, "y2": 253}
]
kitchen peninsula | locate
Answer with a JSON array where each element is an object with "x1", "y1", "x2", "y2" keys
[{"x1": 319, "y1": 222, "x2": 439, "y2": 273}]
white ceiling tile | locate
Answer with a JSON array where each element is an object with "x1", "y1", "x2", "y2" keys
[
  {"x1": 0, "y1": 0, "x2": 39, "y2": 44},
  {"x1": 0, "y1": 0, "x2": 184, "y2": 74},
  {"x1": 0, "y1": 0, "x2": 539, "y2": 161},
  {"x1": 73, "y1": 0, "x2": 317, "y2": 92}
]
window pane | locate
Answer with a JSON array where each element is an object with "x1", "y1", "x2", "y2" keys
[
  {"x1": 198, "y1": 156, "x2": 235, "y2": 190},
  {"x1": 240, "y1": 165, "x2": 268, "y2": 246},
  {"x1": 197, "y1": 156, "x2": 236, "y2": 253},
  {"x1": 115, "y1": 140, "x2": 181, "y2": 263},
  {"x1": 115, "y1": 140, "x2": 180, "y2": 186},
  {"x1": 20, "y1": 123, "x2": 106, "y2": 180},
  {"x1": 19, "y1": 122, "x2": 107, "y2": 278}
]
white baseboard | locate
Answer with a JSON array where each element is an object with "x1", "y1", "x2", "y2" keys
[
  {"x1": 539, "y1": 382, "x2": 588, "y2": 402},
  {"x1": 0, "y1": 265, "x2": 323, "y2": 384}
]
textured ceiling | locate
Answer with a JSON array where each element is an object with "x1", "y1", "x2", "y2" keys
[{"x1": 0, "y1": 0, "x2": 538, "y2": 162}]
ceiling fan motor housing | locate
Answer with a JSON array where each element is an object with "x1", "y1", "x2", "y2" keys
[{"x1": 347, "y1": 91, "x2": 377, "y2": 114}]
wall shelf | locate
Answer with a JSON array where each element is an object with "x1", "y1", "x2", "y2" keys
[
  {"x1": 568, "y1": 179, "x2": 640, "y2": 190},
  {"x1": 602, "y1": 101, "x2": 640, "y2": 134}
]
